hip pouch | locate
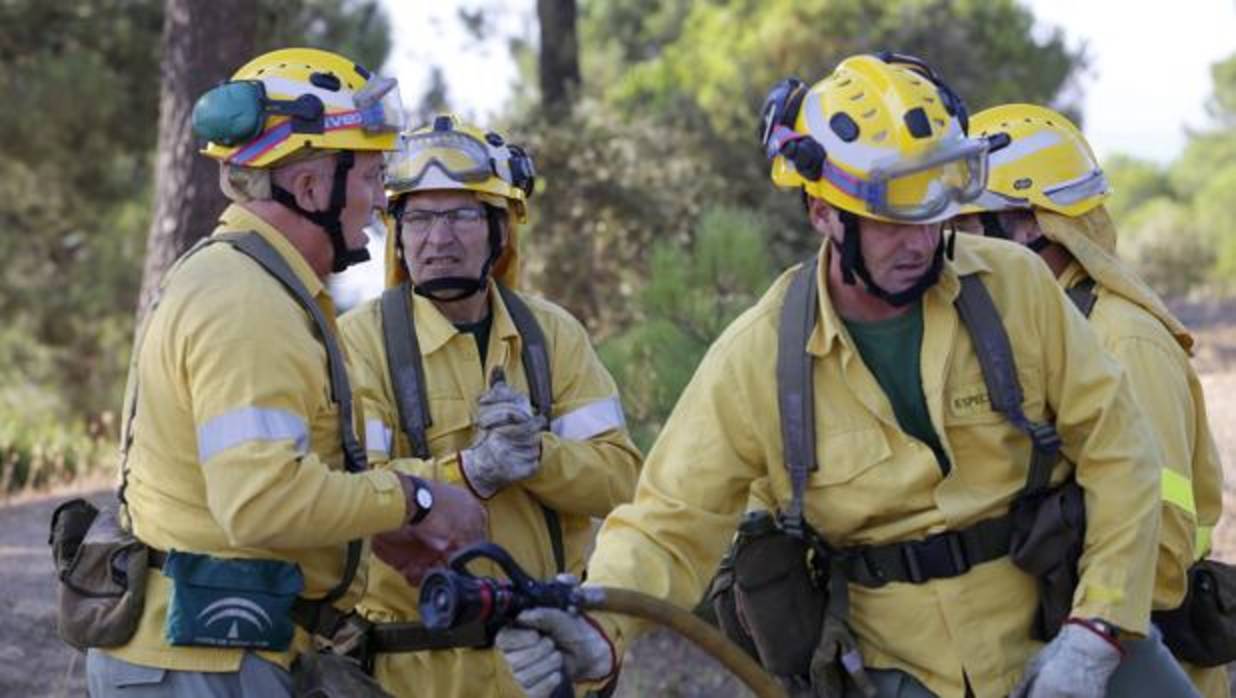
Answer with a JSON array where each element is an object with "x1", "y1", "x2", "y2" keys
[
  {"x1": 705, "y1": 547, "x2": 760, "y2": 662},
  {"x1": 730, "y1": 510, "x2": 828, "y2": 678},
  {"x1": 1152, "y1": 558, "x2": 1236, "y2": 667},
  {"x1": 1008, "y1": 480, "x2": 1086, "y2": 641},
  {"x1": 163, "y1": 550, "x2": 304, "y2": 651},
  {"x1": 49, "y1": 498, "x2": 151, "y2": 649},
  {"x1": 292, "y1": 651, "x2": 393, "y2": 698}
]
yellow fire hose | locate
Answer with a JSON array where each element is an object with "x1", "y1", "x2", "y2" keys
[{"x1": 579, "y1": 586, "x2": 786, "y2": 698}]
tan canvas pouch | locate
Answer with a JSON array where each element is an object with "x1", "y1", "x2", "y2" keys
[{"x1": 49, "y1": 498, "x2": 150, "y2": 649}]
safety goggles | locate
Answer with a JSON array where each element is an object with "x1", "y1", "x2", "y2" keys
[
  {"x1": 386, "y1": 130, "x2": 498, "y2": 191},
  {"x1": 819, "y1": 134, "x2": 1003, "y2": 222}
]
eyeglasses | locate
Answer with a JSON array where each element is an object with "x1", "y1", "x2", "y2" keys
[{"x1": 400, "y1": 206, "x2": 487, "y2": 235}]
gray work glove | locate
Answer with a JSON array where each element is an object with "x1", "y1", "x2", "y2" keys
[
  {"x1": 1011, "y1": 622, "x2": 1122, "y2": 698},
  {"x1": 495, "y1": 601, "x2": 615, "y2": 697},
  {"x1": 461, "y1": 374, "x2": 545, "y2": 498}
]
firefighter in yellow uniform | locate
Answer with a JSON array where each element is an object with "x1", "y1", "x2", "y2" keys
[
  {"x1": 339, "y1": 115, "x2": 642, "y2": 697},
  {"x1": 85, "y1": 49, "x2": 486, "y2": 697},
  {"x1": 956, "y1": 103, "x2": 1227, "y2": 698},
  {"x1": 492, "y1": 54, "x2": 1185, "y2": 698}
]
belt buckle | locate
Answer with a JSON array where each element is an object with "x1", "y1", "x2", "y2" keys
[{"x1": 902, "y1": 532, "x2": 970, "y2": 584}]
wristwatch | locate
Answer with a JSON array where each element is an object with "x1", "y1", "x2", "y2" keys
[
  {"x1": 1085, "y1": 617, "x2": 1122, "y2": 641},
  {"x1": 406, "y1": 476, "x2": 434, "y2": 525}
]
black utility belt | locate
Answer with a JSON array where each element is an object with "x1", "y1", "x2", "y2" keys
[{"x1": 835, "y1": 513, "x2": 1015, "y2": 588}]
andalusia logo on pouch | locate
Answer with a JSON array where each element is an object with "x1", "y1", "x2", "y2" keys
[
  {"x1": 162, "y1": 551, "x2": 304, "y2": 650},
  {"x1": 196, "y1": 596, "x2": 276, "y2": 644}
]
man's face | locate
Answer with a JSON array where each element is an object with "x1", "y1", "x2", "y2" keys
[
  {"x1": 340, "y1": 151, "x2": 388, "y2": 251},
  {"x1": 856, "y1": 217, "x2": 943, "y2": 294},
  {"x1": 809, "y1": 197, "x2": 941, "y2": 294},
  {"x1": 952, "y1": 210, "x2": 1041, "y2": 246},
  {"x1": 398, "y1": 190, "x2": 502, "y2": 284}
]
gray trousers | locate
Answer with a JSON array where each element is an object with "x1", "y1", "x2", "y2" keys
[
  {"x1": 86, "y1": 649, "x2": 292, "y2": 698},
  {"x1": 841, "y1": 627, "x2": 1199, "y2": 698}
]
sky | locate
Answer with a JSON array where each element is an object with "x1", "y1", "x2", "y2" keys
[{"x1": 378, "y1": 0, "x2": 1236, "y2": 164}]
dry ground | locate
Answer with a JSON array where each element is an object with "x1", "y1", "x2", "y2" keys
[{"x1": 3, "y1": 297, "x2": 1234, "y2": 697}]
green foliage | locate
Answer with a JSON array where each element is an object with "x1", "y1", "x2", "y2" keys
[
  {"x1": 512, "y1": 0, "x2": 1085, "y2": 345},
  {"x1": 599, "y1": 206, "x2": 775, "y2": 449},
  {"x1": 1117, "y1": 198, "x2": 1215, "y2": 298},
  {"x1": 0, "y1": 0, "x2": 390, "y2": 489},
  {"x1": 1105, "y1": 52, "x2": 1236, "y2": 295}
]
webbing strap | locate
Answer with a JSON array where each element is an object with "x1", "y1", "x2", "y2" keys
[
  {"x1": 381, "y1": 283, "x2": 433, "y2": 459},
  {"x1": 776, "y1": 259, "x2": 820, "y2": 537},
  {"x1": 954, "y1": 275, "x2": 1061, "y2": 497},
  {"x1": 378, "y1": 283, "x2": 566, "y2": 574},
  {"x1": 219, "y1": 232, "x2": 363, "y2": 606},
  {"x1": 1066, "y1": 278, "x2": 1099, "y2": 318},
  {"x1": 495, "y1": 286, "x2": 565, "y2": 575},
  {"x1": 839, "y1": 513, "x2": 1015, "y2": 587},
  {"x1": 369, "y1": 619, "x2": 489, "y2": 653}
]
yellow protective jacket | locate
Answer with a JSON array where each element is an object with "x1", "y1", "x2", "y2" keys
[
  {"x1": 104, "y1": 205, "x2": 408, "y2": 672},
  {"x1": 1038, "y1": 208, "x2": 1227, "y2": 698},
  {"x1": 587, "y1": 234, "x2": 1163, "y2": 698},
  {"x1": 339, "y1": 283, "x2": 641, "y2": 697}
]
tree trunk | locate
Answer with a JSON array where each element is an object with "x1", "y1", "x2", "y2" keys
[
  {"x1": 136, "y1": 0, "x2": 256, "y2": 322},
  {"x1": 537, "y1": 0, "x2": 580, "y2": 121}
]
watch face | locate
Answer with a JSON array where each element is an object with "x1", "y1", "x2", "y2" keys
[{"x1": 416, "y1": 487, "x2": 434, "y2": 510}]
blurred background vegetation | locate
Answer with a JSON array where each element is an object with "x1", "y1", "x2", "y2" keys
[{"x1": 2, "y1": 0, "x2": 1234, "y2": 488}]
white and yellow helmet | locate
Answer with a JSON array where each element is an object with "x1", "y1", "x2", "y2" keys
[
  {"x1": 966, "y1": 103, "x2": 1109, "y2": 217},
  {"x1": 763, "y1": 53, "x2": 995, "y2": 224},
  {"x1": 384, "y1": 115, "x2": 536, "y2": 289}
]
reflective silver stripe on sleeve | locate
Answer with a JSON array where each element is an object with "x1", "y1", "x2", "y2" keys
[
  {"x1": 365, "y1": 419, "x2": 393, "y2": 457},
  {"x1": 197, "y1": 407, "x2": 310, "y2": 463},
  {"x1": 551, "y1": 396, "x2": 627, "y2": 441}
]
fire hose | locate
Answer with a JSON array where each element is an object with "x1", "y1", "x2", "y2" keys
[{"x1": 419, "y1": 542, "x2": 785, "y2": 698}]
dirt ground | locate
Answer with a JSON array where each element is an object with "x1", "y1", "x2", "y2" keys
[{"x1": 3, "y1": 296, "x2": 1235, "y2": 697}]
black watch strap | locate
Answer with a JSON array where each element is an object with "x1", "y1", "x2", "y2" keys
[{"x1": 406, "y1": 476, "x2": 434, "y2": 525}]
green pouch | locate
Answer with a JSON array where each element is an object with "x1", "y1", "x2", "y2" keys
[{"x1": 163, "y1": 551, "x2": 304, "y2": 650}]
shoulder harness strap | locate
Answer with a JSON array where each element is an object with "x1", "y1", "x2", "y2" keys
[
  {"x1": 953, "y1": 274, "x2": 1061, "y2": 497},
  {"x1": 497, "y1": 284, "x2": 565, "y2": 574},
  {"x1": 219, "y1": 232, "x2": 365, "y2": 606},
  {"x1": 380, "y1": 283, "x2": 433, "y2": 459},
  {"x1": 776, "y1": 258, "x2": 820, "y2": 537}
]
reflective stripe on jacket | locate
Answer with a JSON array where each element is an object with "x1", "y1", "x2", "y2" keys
[
  {"x1": 104, "y1": 205, "x2": 407, "y2": 673},
  {"x1": 587, "y1": 235, "x2": 1162, "y2": 698},
  {"x1": 339, "y1": 283, "x2": 641, "y2": 698}
]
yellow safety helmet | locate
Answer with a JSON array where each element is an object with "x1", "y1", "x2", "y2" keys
[
  {"x1": 193, "y1": 47, "x2": 404, "y2": 168},
  {"x1": 762, "y1": 53, "x2": 995, "y2": 224},
  {"x1": 967, "y1": 104, "x2": 1109, "y2": 217},
  {"x1": 384, "y1": 115, "x2": 536, "y2": 290}
]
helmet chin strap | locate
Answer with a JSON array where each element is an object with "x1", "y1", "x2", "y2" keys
[
  {"x1": 270, "y1": 151, "x2": 371, "y2": 273},
  {"x1": 979, "y1": 212, "x2": 1010, "y2": 240},
  {"x1": 834, "y1": 211, "x2": 948, "y2": 308},
  {"x1": 411, "y1": 204, "x2": 505, "y2": 302},
  {"x1": 1027, "y1": 234, "x2": 1052, "y2": 252}
]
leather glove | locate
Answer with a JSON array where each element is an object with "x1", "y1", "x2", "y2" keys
[
  {"x1": 495, "y1": 626, "x2": 566, "y2": 698},
  {"x1": 1011, "y1": 621, "x2": 1123, "y2": 698},
  {"x1": 460, "y1": 424, "x2": 544, "y2": 497},
  {"x1": 513, "y1": 606, "x2": 614, "y2": 681},
  {"x1": 462, "y1": 372, "x2": 546, "y2": 497}
]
